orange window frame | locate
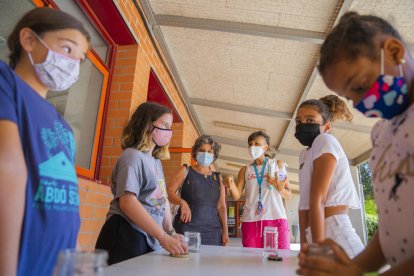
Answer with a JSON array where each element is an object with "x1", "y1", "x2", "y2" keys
[{"x1": 32, "y1": 0, "x2": 110, "y2": 179}]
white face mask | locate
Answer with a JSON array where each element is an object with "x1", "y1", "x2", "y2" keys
[
  {"x1": 28, "y1": 32, "x2": 80, "y2": 91},
  {"x1": 248, "y1": 146, "x2": 264, "y2": 160}
]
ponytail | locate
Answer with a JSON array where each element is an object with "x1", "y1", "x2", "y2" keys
[
  {"x1": 299, "y1": 95, "x2": 352, "y2": 123},
  {"x1": 319, "y1": 95, "x2": 353, "y2": 122}
]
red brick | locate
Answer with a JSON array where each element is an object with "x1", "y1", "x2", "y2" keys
[
  {"x1": 94, "y1": 207, "x2": 109, "y2": 219},
  {"x1": 118, "y1": 100, "x2": 131, "y2": 109},
  {"x1": 80, "y1": 205, "x2": 94, "y2": 218},
  {"x1": 109, "y1": 92, "x2": 132, "y2": 101},
  {"x1": 82, "y1": 219, "x2": 105, "y2": 233},
  {"x1": 87, "y1": 192, "x2": 111, "y2": 207},
  {"x1": 77, "y1": 233, "x2": 92, "y2": 245},
  {"x1": 103, "y1": 137, "x2": 113, "y2": 148},
  {"x1": 112, "y1": 74, "x2": 134, "y2": 83},
  {"x1": 99, "y1": 167, "x2": 114, "y2": 179}
]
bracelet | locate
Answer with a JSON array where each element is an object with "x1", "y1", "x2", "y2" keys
[
  {"x1": 363, "y1": 272, "x2": 379, "y2": 276},
  {"x1": 166, "y1": 229, "x2": 176, "y2": 236}
]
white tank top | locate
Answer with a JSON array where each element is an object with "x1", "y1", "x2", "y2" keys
[{"x1": 243, "y1": 161, "x2": 287, "y2": 222}]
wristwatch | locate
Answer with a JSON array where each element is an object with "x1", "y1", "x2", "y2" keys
[{"x1": 166, "y1": 229, "x2": 176, "y2": 236}]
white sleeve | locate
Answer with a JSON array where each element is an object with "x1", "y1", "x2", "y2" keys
[{"x1": 311, "y1": 133, "x2": 341, "y2": 161}]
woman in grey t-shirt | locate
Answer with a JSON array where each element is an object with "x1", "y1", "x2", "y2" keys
[{"x1": 96, "y1": 102, "x2": 187, "y2": 264}]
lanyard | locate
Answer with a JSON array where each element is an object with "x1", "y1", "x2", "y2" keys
[{"x1": 253, "y1": 158, "x2": 267, "y2": 215}]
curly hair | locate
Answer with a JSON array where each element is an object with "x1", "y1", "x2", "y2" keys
[
  {"x1": 191, "y1": 135, "x2": 221, "y2": 162},
  {"x1": 318, "y1": 11, "x2": 403, "y2": 75},
  {"x1": 121, "y1": 102, "x2": 172, "y2": 160},
  {"x1": 7, "y1": 8, "x2": 90, "y2": 69},
  {"x1": 299, "y1": 95, "x2": 353, "y2": 123}
]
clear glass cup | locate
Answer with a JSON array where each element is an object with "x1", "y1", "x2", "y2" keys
[
  {"x1": 307, "y1": 243, "x2": 335, "y2": 260},
  {"x1": 53, "y1": 249, "x2": 108, "y2": 276},
  {"x1": 263, "y1": 226, "x2": 278, "y2": 258},
  {"x1": 184, "y1": 231, "x2": 201, "y2": 252}
]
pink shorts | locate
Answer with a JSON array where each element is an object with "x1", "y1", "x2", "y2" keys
[{"x1": 241, "y1": 219, "x2": 290, "y2": 249}]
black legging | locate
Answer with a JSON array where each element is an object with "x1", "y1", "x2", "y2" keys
[{"x1": 95, "y1": 214, "x2": 153, "y2": 265}]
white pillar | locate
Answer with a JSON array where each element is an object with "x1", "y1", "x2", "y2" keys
[
  {"x1": 349, "y1": 166, "x2": 368, "y2": 245},
  {"x1": 285, "y1": 193, "x2": 300, "y2": 243}
]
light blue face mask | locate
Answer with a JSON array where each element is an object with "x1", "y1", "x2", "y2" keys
[{"x1": 196, "y1": 152, "x2": 214, "y2": 166}]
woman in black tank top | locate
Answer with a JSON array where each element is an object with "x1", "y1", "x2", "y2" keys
[{"x1": 167, "y1": 135, "x2": 228, "y2": 246}]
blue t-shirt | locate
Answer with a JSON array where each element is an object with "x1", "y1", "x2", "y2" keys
[{"x1": 0, "y1": 61, "x2": 80, "y2": 276}]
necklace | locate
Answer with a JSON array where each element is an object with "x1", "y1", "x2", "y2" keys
[{"x1": 196, "y1": 165, "x2": 211, "y2": 178}]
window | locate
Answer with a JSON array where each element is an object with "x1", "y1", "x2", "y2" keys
[
  {"x1": 46, "y1": 52, "x2": 108, "y2": 174},
  {"x1": 0, "y1": 1, "x2": 36, "y2": 62},
  {"x1": 0, "y1": 0, "x2": 111, "y2": 178},
  {"x1": 53, "y1": 0, "x2": 110, "y2": 65}
]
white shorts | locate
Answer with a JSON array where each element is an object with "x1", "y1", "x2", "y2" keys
[{"x1": 305, "y1": 214, "x2": 364, "y2": 258}]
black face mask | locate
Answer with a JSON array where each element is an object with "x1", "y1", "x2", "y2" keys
[{"x1": 294, "y1": 123, "x2": 321, "y2": 147}]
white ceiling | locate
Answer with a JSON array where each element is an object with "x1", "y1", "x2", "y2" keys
[{"x1": 141, "y1": 0, "x2": 414, "y2": 191}]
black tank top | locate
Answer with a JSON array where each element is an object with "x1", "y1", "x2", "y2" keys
[{"x1": 173, "y1": 167, "x2": 221, "y2": 233}]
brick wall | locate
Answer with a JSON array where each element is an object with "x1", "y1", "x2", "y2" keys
[
  {"x1": 77, "y1": 1, "x2": 200, "y2": 250},
  {"x1": 99, "y1": 45, "x2": 141, "y2": 185},
  {"x1": 78, "y1": 178, "x2": 112, "y2": 251}
]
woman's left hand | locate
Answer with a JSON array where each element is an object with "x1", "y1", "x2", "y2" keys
[
  {"x1": 297, "y1": 240, "x2": 363, "y2": 276},
  {"x1": 221, "y1": 231, "x2": 229, "y2": 246},
  {"x1": 266, "y1": 175, "x2": 286, "y2": 191}
]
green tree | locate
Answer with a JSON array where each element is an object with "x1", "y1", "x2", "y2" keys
[
  {"x1": 359, "y1": 162, "x2": 378, "y2": 240},
  {"x1": 360, "y1": 162, "x2": 374, "y2": 200}
]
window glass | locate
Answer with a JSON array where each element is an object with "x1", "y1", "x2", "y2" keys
[
  {"x1": 0, "y1": 1, "x2": 35, "y2": 61},
  {"x1": 47, "y1": 58, "x2": 104, "y2": 169},
  {"x1": 54, "y1": 0, "x2": 109, "y2": 64}
]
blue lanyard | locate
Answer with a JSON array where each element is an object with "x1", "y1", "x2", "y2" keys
[{"x1": 253, "y1": 158, "x2": 267, "y2": 215}]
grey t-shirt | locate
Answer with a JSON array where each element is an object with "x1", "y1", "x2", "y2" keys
[{"x1": 107, "y1": 148, "x2": 167, "y2": 250}]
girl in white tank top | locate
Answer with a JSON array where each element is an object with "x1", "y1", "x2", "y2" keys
[{"x1": 224, "y1": 131, "x2": 292, "y2": 249}]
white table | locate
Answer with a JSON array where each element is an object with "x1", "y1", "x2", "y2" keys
[{"x1": 104, "y1": 245, "x2": 299, "y2": 276}]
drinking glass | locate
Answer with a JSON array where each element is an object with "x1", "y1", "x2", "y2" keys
[
  {"x1": 184, "y1": 231, "x2": 201, "y2": 252},
  {"x1": 306, "y1": 243, "x2": 335, "y2": 260},
  {"x1": 263, "y1": 226, "x2": 278, "y2": 258},
  {"x1": 53, "y1": 249, "x2": 108, "y2": 276}
]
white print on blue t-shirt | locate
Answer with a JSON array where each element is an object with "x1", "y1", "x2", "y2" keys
[
  {"x1": 41, "y1": 121, "x2": 76, "y2": 162},
  {"x1": 33, "y1": 121, "x2": 79, "y2": 212}
]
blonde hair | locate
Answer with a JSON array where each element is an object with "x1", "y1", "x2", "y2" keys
[{"x1": 121, "y1": 102, "x2": 172, "y2": 160}]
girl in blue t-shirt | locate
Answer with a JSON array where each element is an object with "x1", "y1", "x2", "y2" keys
[{"x1": 0, "y1": 8, "x2": 90, "y2": 276}]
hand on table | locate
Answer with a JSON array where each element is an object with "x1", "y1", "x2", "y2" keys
[
  {"x1": 159, "y1": 233, "x2": 188, "y2": 255},
  {"x1": 297, "y1": 239, "x2": 363, "y2": 276},
  {"x1": 180, "y1": 200, "x2": 192, "y2": 223}
]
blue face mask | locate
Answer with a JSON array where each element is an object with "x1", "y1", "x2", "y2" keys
[
  {"x1": 196, "y1": 152, "x2": 214, "y2": 166},
  {"x1": 355, "y1": 49, "x2": 409, "y2": 119}
]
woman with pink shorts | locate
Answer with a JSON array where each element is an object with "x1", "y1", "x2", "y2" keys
[{"x1": 224, "y1": 131, "x2": 291, "y2": 248}]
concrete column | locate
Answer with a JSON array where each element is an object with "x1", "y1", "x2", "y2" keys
[
  {"x1": 285, "y1": 193, "x2": 300, "y2": 243},
  {"x1": 349, "y1": 165, "x2": 368, "y2": 245}
]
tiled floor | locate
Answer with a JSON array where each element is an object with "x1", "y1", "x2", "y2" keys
[{"x1": 228, "y1": 237, "x2": 300, "y2": 251}]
